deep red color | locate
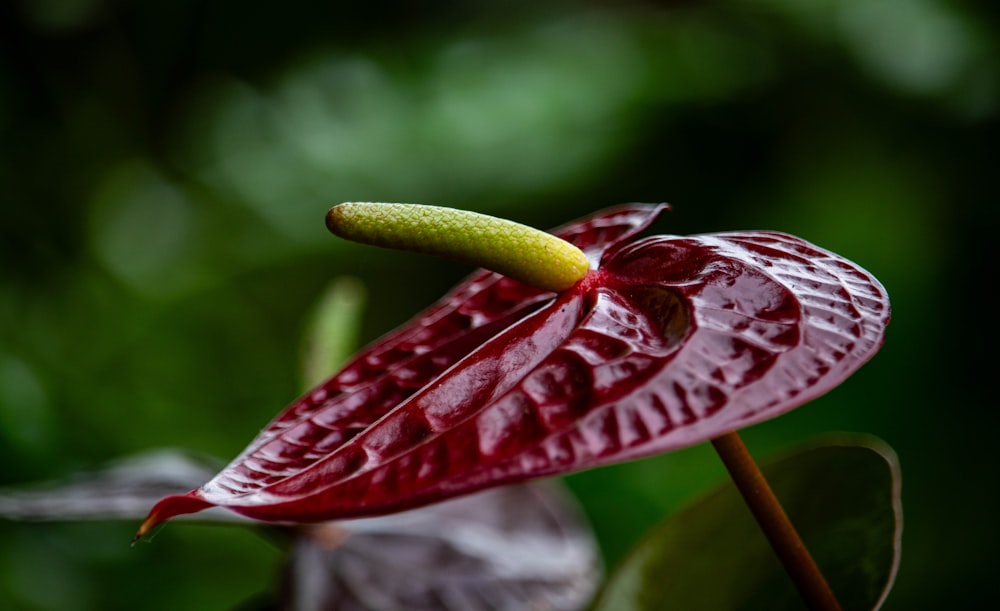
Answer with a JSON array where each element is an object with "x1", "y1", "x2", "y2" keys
[{"x1": 139, "y1": 204, "x2": 889, "y2": 534}]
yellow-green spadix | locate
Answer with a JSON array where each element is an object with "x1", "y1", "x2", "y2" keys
[{"x1": 326, "y1": 203, "x2": 591, "y2": 293}]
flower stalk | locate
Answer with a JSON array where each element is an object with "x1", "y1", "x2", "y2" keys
[{"x1": 712, "y1": 432, "x2": 842, "y2": 611}]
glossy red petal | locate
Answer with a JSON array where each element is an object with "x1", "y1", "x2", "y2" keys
[
  {"x1": 141, "y1": 209, "x2": 889, "y2": 532},
  {"x1": 139, "y1": 204, "x2": 666, "y2": 533}
]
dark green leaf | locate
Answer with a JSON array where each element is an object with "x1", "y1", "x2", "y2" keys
[{"x1": 593, "y1": 434, "x2": 902, "y2": 611}]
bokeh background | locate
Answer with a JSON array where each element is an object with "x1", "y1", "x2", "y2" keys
[{"x1": 1, "y1": 0, "x2": 996, "y2": 609}]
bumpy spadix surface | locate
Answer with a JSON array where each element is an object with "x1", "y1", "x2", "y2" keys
[
  {"x1": 327, "y1": 202, "x2": 591, "y2": 292},
  {"x1": 139, "y1": 204, "x2": 889, "y2": 534}
]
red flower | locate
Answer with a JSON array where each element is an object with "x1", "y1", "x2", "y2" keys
[{"x1": 139, "y1": 204, "x2": 888, "y2": 535}]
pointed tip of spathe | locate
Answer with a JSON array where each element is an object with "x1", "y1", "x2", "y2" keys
[
  {"x1": 132, "y1": 509, "x2": 162, "y2": 545},
  {"x1": 132, "y1": 491, "x2": 213, "y2": 545}
]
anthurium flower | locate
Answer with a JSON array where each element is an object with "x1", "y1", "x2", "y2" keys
[{"x1": 138, "y1": 203, "x2": 889, "y2": 537}]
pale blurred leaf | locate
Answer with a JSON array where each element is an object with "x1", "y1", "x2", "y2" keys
[
  {"x1": 0, "y1": 449, "x2": 248, "y2": 524},
  {"x1": 282, "y1": 482, "x2": 601, "y2": 611},
  {"x1": 300, "y1": 276, "x2": 367, "y2": 390}
]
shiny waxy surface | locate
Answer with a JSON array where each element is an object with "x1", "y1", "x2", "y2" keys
[{"x1": 139, "y1": 204, "x2": 889, "y2": 534}]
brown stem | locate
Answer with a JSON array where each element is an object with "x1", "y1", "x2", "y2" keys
[{"x1": 711, "y1": 431, "x2": 842, "y2": 611}]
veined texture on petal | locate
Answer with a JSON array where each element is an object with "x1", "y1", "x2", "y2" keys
[{"x1": 139, "y1": 204, "x2": 888, "y2": 534}]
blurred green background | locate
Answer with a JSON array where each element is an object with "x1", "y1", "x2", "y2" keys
[{"x1": 1, "y1": 0, "x2": 996, "y2": 608}]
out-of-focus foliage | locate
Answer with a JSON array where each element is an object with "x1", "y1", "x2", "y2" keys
[{"x1": 0, "y1": 0, "x2": 996, "y2": 609}]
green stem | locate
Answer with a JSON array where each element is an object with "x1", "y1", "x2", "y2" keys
[
  {"x1": 711, "y1": 432, "x2": 842, "y2": 611},
  {"x1": 326, "y1": 202, "x2": 590, "y2": 292}
]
